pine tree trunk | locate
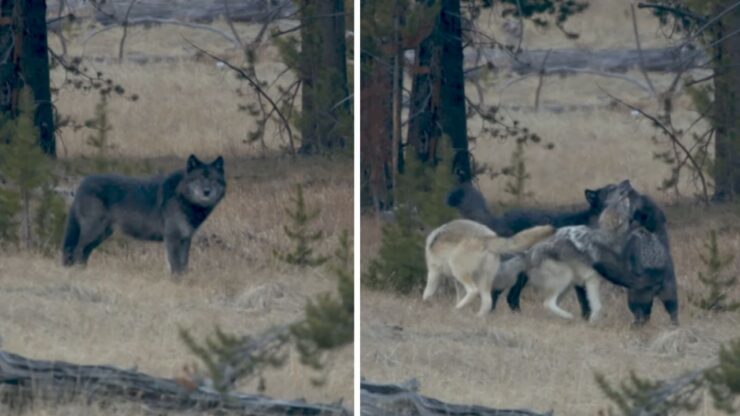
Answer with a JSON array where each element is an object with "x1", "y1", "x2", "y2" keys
[
  {"x1": 299, "y1": 0, "x2": 349, "y2": 155},
  {"x1": 407, "y1": 32, "x2": 437, "y2": 163},
  {"x1": 0, "y1": 1, "x2": 18, "y2": 126},
  {"x1": 712, "y1": 1, "x2": 740, "y2": 201},
  {"x1": 406, "y1": 0, "x2": 470, "y2": 181},
  {"x1": 438, "y1": 0, "x2": 470, "y2": 182},
  {"x1": 0, "y1": 0, "x2": 55, "y2": 157},
  {"x1": 360, "y1": 56, "x2": 393, "y2": 211}
]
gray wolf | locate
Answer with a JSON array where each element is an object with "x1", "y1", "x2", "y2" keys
[
  {"x1": 61, "y1": 155, "x2": 226, "y2": 276},
  {"x1": 422, "y1": 220, "x2": 555, "y2": 316},
  {"x1": 590, "y1": 185, "x2": 678, "y2": 325},
  {"x1": 524, "y1": 192, "x2": 633, "y2": 323}
]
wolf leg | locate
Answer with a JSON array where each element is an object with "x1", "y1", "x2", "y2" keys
[
  {"x1": 423, "y1": 268, "x2": 443, "y2": 301},
  {"x1": 80, "y1": 226, "x2": 113, "y2": 264},
  {"x1": 454, "y1": 274, "x2": 479, "y2": 310},
  {"x1": 166, "y1": 235, "x2": 191, "y2": 275},
  {"x1": 61, "y1": 210, "x2": 81, "y2": 266},
  {"x1": 574, "y1": 285, "x2": 591, "y2": 320},
  {"x1": 491, "y1": 289, "x2": 502, "y2": 311},
  {"x1": 627, "y1": 288, "x2": 654, "y2": 327},
  {"x1": 544, "y1": 288, "x2": 574, "y2": 320},
  {"x1": 505, "y1": 272, "x2": 528, "y2": 312},
  {"x1": 658, "y1": 275, "x2": 679, "y2": 325},
  {"x1": 75, "y1": 218, "x2": 112, "y2": 265},
  {"x1": 477, "y1": 272, "x2": 495, "y2": 317},
  {"x1": 583, "y1": 276, "x2": 602, "y2": 323}
]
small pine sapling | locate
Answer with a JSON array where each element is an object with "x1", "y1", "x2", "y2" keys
[
  {"x1": 502, "y1": 139, "x2": 533, "y2": 206},
  {"x1": 0, "y1": 87, "x2": 57, "y2": 250},
  {"x1": 689, "y1": 229, "x2": 740, "y2": 312},
  {"x1": 291, "y1": 229, "x2": 354, "y2": 377},
  {"x1": 274, "y1": 183, "x2": 329, "y2": 267}
]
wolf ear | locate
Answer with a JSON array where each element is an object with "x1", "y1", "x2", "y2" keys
[
  {"x1": 585, "y1": 189, "x2": 598, "y2": 206},
  {"x1": 619, "y1": 179, "x2": 632, "y2": 188},
  {"x1": 212, "y1": 156, "x2": 224, "y2": 173},
  {"x1": 186, "y1": 154, "x2": 202, "y2": 172}
]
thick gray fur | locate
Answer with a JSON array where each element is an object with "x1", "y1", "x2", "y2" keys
[{"x1": 61, "y1": 155, "x2": 226, "y2": 276}]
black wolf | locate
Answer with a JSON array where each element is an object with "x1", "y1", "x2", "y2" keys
[
  {"x1": 590, "y1": 186, "x2": 679, "y2": 325},
  {"x1": 61, "y1": 155, "x2": 226, "y2": 275},
  {"x1": 446, "y1": 181, "x2": 619, "y2": 313},
  {"x1": 446, "y1": 181, "x2": 615, "y2": 237}
]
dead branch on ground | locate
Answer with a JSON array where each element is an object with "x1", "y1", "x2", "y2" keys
[{"x1": 0, "y1": 349, "x2": 348, "y2": 414}]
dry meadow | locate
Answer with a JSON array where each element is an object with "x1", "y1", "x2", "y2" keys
[
  {"x1": 0, "y1": 16, "x2": 353, "y2": 415},
  {"x1": 362, "y1": 3, "x2": 740, "y2": 415}
]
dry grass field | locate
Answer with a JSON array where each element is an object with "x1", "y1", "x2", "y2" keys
[
  {"x1": 0, "y1": 16, "x2": 352, "y2": 415},
  {"x1": 362, "y1": 3, "x2": 740, "y2": 415}
]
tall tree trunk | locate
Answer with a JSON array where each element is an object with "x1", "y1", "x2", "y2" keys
[
  {"x1": 406, "y1": 0, "x2": 470, "y2": 181},
  {"x1": 438, "y1": 0, "x2": 470, "y2": 182},
  {"x1": 0, "y1": 0, "x2": 55, "y2": 157},
  {"x1": 712, "y1": 1, "x2": 740, "y2": 201},
  {"x1": 406, "y1": 33, "x2": 437, "y2": 163},
  {"x1": 0, "y1": 0, "x2": 19, "y2": 129},
  {"x1": 299, "y1": 0, "x2": 350, "y2": 155},
  {"x1": 361, "y1": 56, "x2": 393, "y2": 211}
]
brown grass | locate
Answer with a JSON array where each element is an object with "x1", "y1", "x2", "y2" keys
[
  {"x1": 0, "y1": 18, "x2": 353, "y2": 415},
  {"x1": 0, "y1": 156, "x2": 353, "y2": 414},
  {"x1": 49, "y1": 20, "x2": 297, "y2": 159},
  {"x1": 362, "y1": 3, "x2": 740, "y2": 415},
  {"x1": 361, "y1": 205, "x2": 740, "y2": 415}
]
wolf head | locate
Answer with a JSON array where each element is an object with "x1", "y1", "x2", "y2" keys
[
  {"x1": 180, "y1": 155, "x2": 226, "y2": 207},
  {"x1": 598, "y1": 194, "x2": 631, "y2": 232},
  {"x1": 584, "y1": 179, "x2": 632, "y2": 211}
]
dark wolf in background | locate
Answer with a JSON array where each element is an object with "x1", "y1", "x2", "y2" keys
[
  {"x1": 446, "y1": 181, "x2": 616, "y2": 237},
  {"x1": 62, "y1": 155, "x2": 226, "y2": 276},
  {"x1": 446, "y1": 181, "x2": 620, "y2": 313}
]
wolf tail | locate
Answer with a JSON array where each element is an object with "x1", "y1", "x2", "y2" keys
[
  {"x1": 61, "y1": 208, "x2": 80, "y2": 266},
  {"x1": 486, "y1": 225, "x2": 555, "y2": 253}
]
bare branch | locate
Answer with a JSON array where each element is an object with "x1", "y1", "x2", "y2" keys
[
  {"x1": 534, "y1": 49, "x2": 552, "y2": 111},
  {"x1": 83, "y1": 18, "x2": 241, "y2": 48},
  {"x1": 600, "y1": 87, "x2": 711, "y2": 204},
  {"x1": 117, "y1": 0, "x2": 138, "y2": 63},
  {"x1": 185, "y1": 39, "x2": 296, "y2": 156},
  {"x1": 637, "y1": 2, "x2": 707, "y2": 23},
  {"x1": 630, "y1": 3, "x2": 657, "y2": 97},
  {"x1": 222, "y1": 0, "x2": 244, "y2": 49}
]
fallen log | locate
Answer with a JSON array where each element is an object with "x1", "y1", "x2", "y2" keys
[
  {"x1": 360, "y1": 379, "x2": 552, "y2": 416},
  {"x1": 48, "y1": 0, "x2": 297, "y2": 24},
  {"x1": 407, "y1": 46, "x2": 707, "y2": 77},
  {"x1": 0, "y1": 350, "x2": 348, "y2": 415}
]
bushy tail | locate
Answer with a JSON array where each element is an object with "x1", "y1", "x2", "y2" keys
[
  {"x1": 61, "y1": 208, "x2": 80, "y2": 266},
  {"x1": 486, "y1": 225, "x2": 555, "y2": 253}
]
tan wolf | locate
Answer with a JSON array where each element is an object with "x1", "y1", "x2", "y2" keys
[{"x1": 422, "y1": 220, "x2": 555, "y2": 316}]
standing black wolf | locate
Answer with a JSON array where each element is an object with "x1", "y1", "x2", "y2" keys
[
  {"x1": 61, "y1": 155, "x2": 226, "y2": 275},
  {"x1": 591, "y1": 187, "x2": 679, "y2": 325}
]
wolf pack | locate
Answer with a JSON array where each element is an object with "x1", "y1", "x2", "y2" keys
[
  {"x1": 423, "y1": 179, "x2": 678, "y2": 327},
  {"x1": 58, "y1": 154, "x2": 678, "y2": 327}
]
